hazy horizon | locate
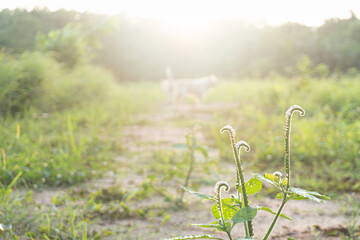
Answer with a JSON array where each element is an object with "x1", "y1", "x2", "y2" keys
[{"x1": 1, "y1": 0, "x2": 360, "y2": 27}]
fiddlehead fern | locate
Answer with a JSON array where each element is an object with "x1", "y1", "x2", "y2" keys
[
  {"x1": 236, "y1": 141, "x2": 254, "y2": 237},
  {"x1": 220, "y1": 126, "x2": 241, "y2": 188},
  {"x1": 214, "y1": 181, "x2": 230, "y2": 226},
  {"x1": 284, "y1": 105, "x2": 305, "y2": 190}
]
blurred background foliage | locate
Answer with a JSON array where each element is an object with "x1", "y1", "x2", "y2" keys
[{"x1": 1, "y1": 8, "x2": 360, "y2": 81}]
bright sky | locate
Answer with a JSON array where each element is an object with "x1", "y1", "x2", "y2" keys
[{"x1": 1, "y1": 0, "x2": 360, "y2": 27}]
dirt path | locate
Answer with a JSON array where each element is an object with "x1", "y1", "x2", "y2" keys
[{"x1": 29, "y1": 102, "x2": 353, "y2": 239}]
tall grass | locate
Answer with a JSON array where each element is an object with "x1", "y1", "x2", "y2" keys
[{"x1": 206, "y1": 77, "x2": 360, "y2": 192}]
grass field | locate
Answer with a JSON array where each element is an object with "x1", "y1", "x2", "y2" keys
[{"x1": 1, "y1": 77, "x2": 359, "y2": 239}]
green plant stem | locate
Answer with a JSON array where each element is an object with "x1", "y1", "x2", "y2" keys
[
  {"x1": 238, "y1": 172, "x2": 253, "y2": 237},
  {"x1": 226, "y1": 230, "x2": 233, "y2": 240},
  {"x1": 236, "y1": 191, "x2": 250, "y2": 237},
  {"x1": 180, "y1": 150, "x2": 194, "y2": 201},
  {"x1": 263, "y1": 196, "x2": 288, "y2": 240},
  {"x1": 234, "y1": 146, "x2": 253, "y2": 237},
  {"x1": 284, "y1": 121, "x2": 291, "y2": 190}
]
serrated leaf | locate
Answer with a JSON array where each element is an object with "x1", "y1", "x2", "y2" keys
[
  {"x1": 289, "y1": 187, "x2": 330, "y2": 202},
  {"x1": 256, "y1": 206, "x2": 292, "y2": 220},
  {"x1": 239, "y1": 178, "x2": 262, "y2": 195},
  {"x1": 191, "y1": 223, "x2": 222, "y2": 231},
  {"x1": 212, "y1": 198, "x2": 237, "y2": 220},
  {"x1": 182, "y1": 187, "x2": 214, "y2": 201},
  {"x1": 161, "y1": 234, "x2": 224, "y2": 240},
  {"x1": 253, "y1": 174, "x2": 280, "y2": 189},
  {"x1": 231, "y1": 206, "x2": 257, "y2": 225}
]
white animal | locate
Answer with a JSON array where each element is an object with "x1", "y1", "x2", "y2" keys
[{"x1": 161, "y1": 68, "x2": 218, "y2": 103}]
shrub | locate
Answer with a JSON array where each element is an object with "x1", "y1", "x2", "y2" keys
[{"x1": 0, "y1": 51, "x2": 54, "y2": 115}]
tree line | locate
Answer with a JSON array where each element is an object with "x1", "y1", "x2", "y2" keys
[{"x1": 1, "y1": 8, "x2": 360, "y2": 81}]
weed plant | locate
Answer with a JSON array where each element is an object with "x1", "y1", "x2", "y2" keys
[
  {"x1": 340, "y1": 194, "x2": 360, "y2": 239},
  {"x1": 172, "y1": 127, "x2": 209, "y2": 205},
  {"x1": 163, "y1": 105, "x2": 329, "y2": 240}
]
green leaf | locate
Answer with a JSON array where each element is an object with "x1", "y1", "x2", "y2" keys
[
  {"x1": 239, "y1": 178, "x2": 262, "y2": 195},
  {"x1": 256, "y1": 206, "x2": 292, "y2": 220},
  {"x1": 161, "y1": 234, "x2": 224, "y2": 240},
  {"x1": 212, "y1": 198, "x2": 237, "y2": 220},
  {"x1": 276, "y1": 193, "x2": 285, "y2": 200},
  {"x1": 192, "y1": 223, "x2": 224, "y2": 232},
  {"x1": 182, "y1": 187, "x2": 214, "y2": 201},
  {"x1": 264, "y1": 173, "x2": 277, "y2": 181},
  {"x1": 277, "y1": 192, "x2": 306, "y2": 201},
  {"x1": 7, "y1": 171, "x2": 22, "y2": 190},
  {"x1": 253, "y1": 174, "x2": 280, "y2": 189},
  {"x1": 192, "y1": 222, "x2": 230, "y2": 233},
  {"x1": 289, "y1": 187, "x2": 330, "y2": 202},
  {"x1": 231, "y1": 206, "x2": 257, "y2": 225},
  {"x1": 191, "y1": 223, "x2": 221, "y2": 229},
  {"x1": 196, "y1": 146, "x2": 209, "y2": 158}
]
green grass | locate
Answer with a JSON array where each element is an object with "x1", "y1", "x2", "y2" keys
[
  {"x1": 0, "y1": 170, "x2": 113, "y2": 239},
  {"x1": 204, "y1": 77, "x2": 360, "y2": 193},
  {"x1": 0, "y1": 79, "x2": 162, "y2": 187}
]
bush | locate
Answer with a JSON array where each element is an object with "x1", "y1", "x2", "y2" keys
[
  {"x1": 36, "y1": 24, "x2": 90, "y2": 68},
  {"x1": 0, "y1": 51, "x2": 54, "y2": 115},
  {"x1": 36, "y1": 64, "x2": 116, "y2": 112},
  {"x1": 0, "y1": 50, "x2": 118, "y2": 115}
]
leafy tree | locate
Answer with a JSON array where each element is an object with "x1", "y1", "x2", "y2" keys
[
  {"x1": 1, "y1": 8, "x2": 360, "y2": 80},
  {"x1": 36, "y1": 24, "x2": 89, "y2": 68}
]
